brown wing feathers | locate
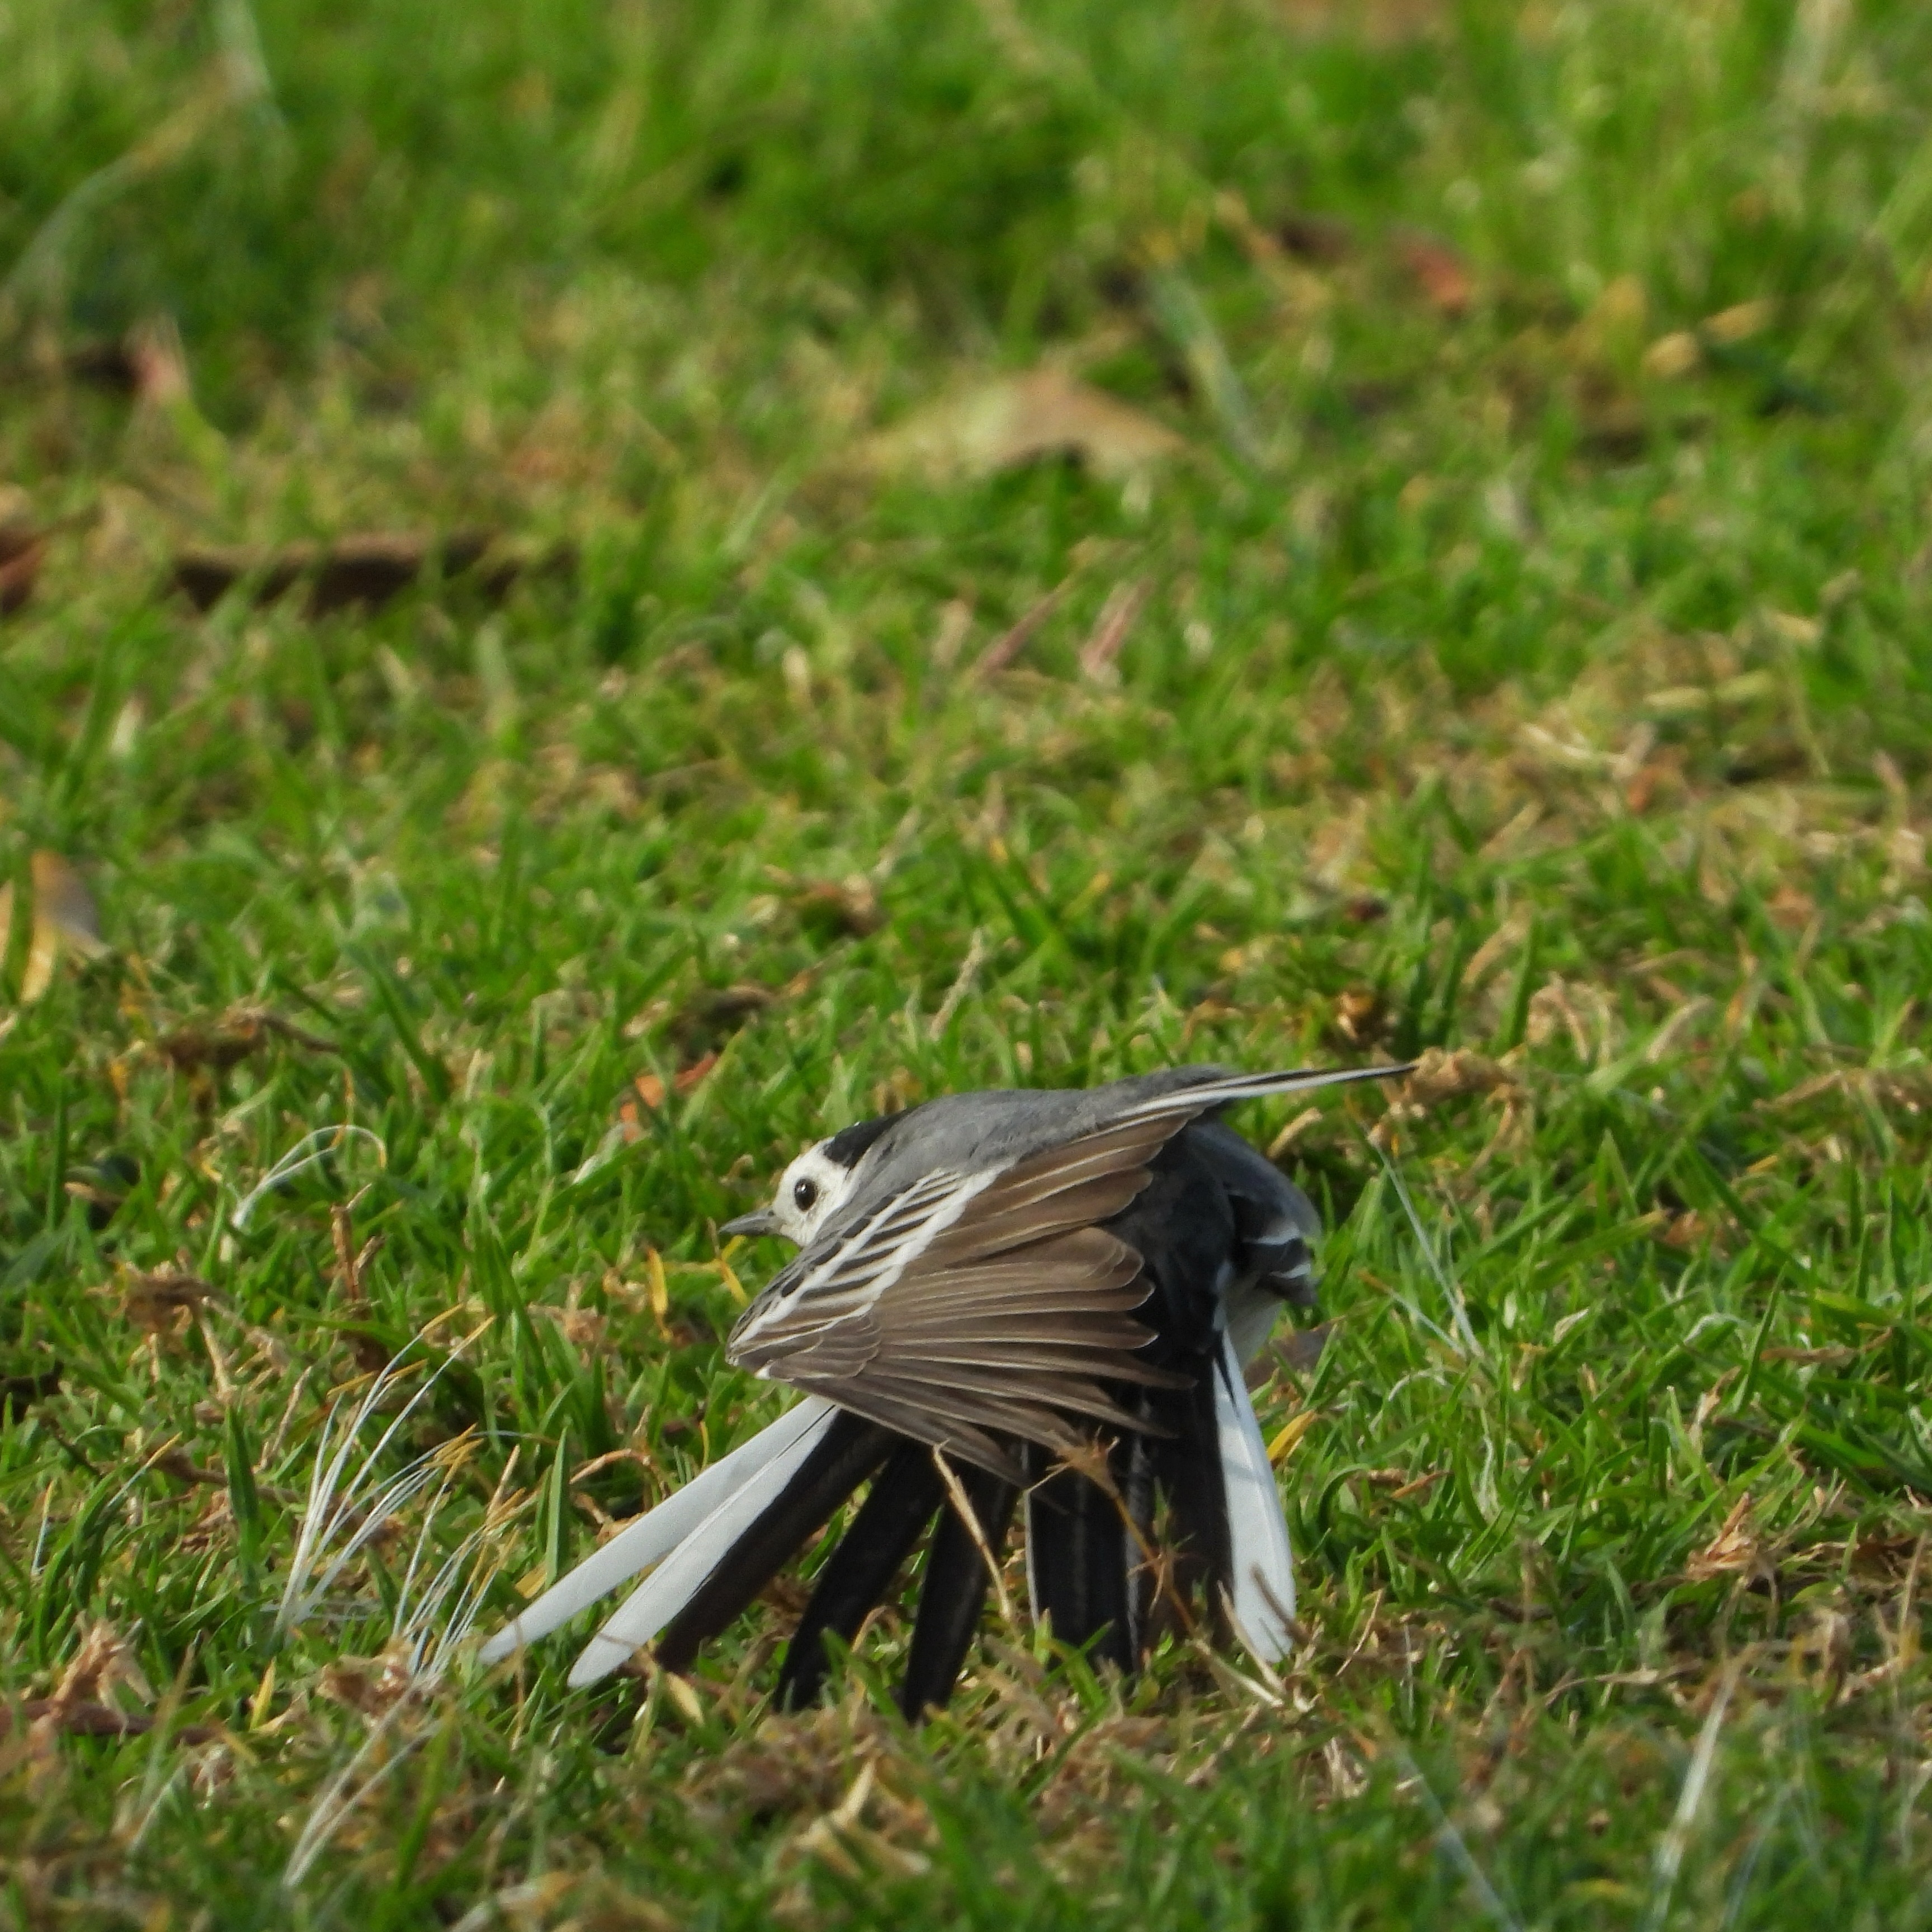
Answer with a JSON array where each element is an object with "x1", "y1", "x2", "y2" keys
[
  {"x1": 921, "y1": 1117, "x2": 1179, "y2": 1264},
  {"x1": 769, "y1": 1120, "x2": 1205, "y2": 1460},
  {"x1": 735, "y1": 1109, "x2": 1211, "y2": 1472}
]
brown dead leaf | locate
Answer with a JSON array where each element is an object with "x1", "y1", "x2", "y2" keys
[
  {"x1": 4, "y1": 852, "x2": 108, "y2": 1004},
  {"x1": 535, "y1": 1304, "x2": 608, "y2": 1352},
  {"x1": 1361, "y1": 1466, "x2": 1418, "y2": 1490},
  {"x1": 330, "y1": 1202, "x2": 383, "y2": 1309},
  {"x1": 618, "y1": 1052, "x2": 720, "y2": 1137},
  {"x1": 0, "y1": 523, "x2": 44, "y2": 617},
  {"x1": 1396, "y1": 233, "x2": 1475, "y2": 315},
  {"x1": 1376, "y1": 1048, "x2": 1526, "y2": 1161},
  {"x1": 699, "y1": 1706, "x2": 900, "y2": 1822},
  {"x1": 156, "y1": 1007, "x2": 334, "y2": 1075},
  {"x1": 864, "y1": 367, "x2": 1184, "y2": 483},
  {"x1": 1685, "y1": 1495, "x2": 1762, "y2": 1582},
  {"x1": 49, "y1": 1623, "x2": 154, "y2": 1716},
  {"x1": 317, "y1": 1645, "x2": 417, "y2": 1717},
  {"x1": 1388, "y1": 1468, "x2": 1450, "y2": 1503},
  {"x1": 790, "y1": 874, "x2": 883, "y2": 937},
  {"x1": 1276, "y1": 211, "x2": 1354, "y2": 263},
  {"x1": 121, "y1": 1269, "x2": 223, "y2": 1336},
  {"x1": 0, "y1": 1699, "x2": 217, "y2": 1745},
  {"x1": 667, "y1": 1052, "x2": 718, "y2": 1099},
  {"x1": 1332, "y1": 987, "x2": 1385, "y2": 1045},
  {"x1": 1656, "y1": 1209, "x2": 1716, "y2": 1251},
  {"x1": 172, "y1": 531, "x2": 567, "y2": 617},
  {"x1": 1400, "y1": 1047, "x2": 1520, "y2": 1109}
]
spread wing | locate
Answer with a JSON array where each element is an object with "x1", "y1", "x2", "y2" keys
[{"x1": 726, "y1": 1062, "x2": 1402, "y2": 1474}]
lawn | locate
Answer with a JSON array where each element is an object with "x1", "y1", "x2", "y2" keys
[{"x1": 5, "y1": 0, "x2": 1932, "y2": 1924}]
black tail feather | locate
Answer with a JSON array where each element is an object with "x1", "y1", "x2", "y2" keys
[
  {"x1": 1024, "y1": 1443, "x2": 1135, "y2": 1676},
  {"x1": 899, "y1": 1463, "x2": 1018, "y2": 1719},
  {"x1": 776, "y1": 1441, "x2": 944, "y2": 1710},
  {"x1": 1140, "y1": 1358, "x2": 1231, "y2": 1642},
  {"x1": 655, "y1": 1411, "x2": 895, "y2": 1675}
]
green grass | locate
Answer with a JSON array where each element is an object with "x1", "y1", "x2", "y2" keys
[{"x1": 6, "y1": 0, "x2": 1932, "y2": 1924}]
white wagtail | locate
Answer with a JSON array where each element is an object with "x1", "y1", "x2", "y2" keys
[{"x1": 481, "y1": 1061, "x2": 1406, "y2": 1712}]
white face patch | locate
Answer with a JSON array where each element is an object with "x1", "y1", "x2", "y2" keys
[{"x1": 767, "y1": 1144, "x2": 856, "y2": 1245}]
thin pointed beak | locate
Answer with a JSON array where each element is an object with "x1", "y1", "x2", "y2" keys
[{"x1": 721, "y1": 1208, "x2": 780, "y2": 1239}]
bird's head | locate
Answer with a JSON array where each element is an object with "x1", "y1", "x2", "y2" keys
[{"x1": 720, "y1": 1140, "x2": 859, "y2": 1246}]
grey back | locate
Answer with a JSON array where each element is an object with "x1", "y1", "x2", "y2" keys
[{"x1": 814, "y1": 1066, "x2": 1244, "y2": 1244}]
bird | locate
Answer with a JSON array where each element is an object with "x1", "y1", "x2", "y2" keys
[{"x1": 480, "y1": 1061, "x2": 1407, "y2": 1714}]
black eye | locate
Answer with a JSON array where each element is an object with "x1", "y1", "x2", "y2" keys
[{"x1": 792, "y1": 1177, "x2": 819, "y2": 1212}]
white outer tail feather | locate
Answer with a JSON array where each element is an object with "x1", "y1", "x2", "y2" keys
[
  {"x1": 477, "y1": 1397, "x2": 835, "y2": 1668},
  {"x1": 565, "y1": 1400, "x2": 842, "y2": 1687},
  {"x1": 1212, "y1": 1330, "x2": 1296, "y2": 1662}
]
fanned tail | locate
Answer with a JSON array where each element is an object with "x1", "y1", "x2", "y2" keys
[
  {"x1": 478, "y1": 1397, "x2": 837, "y2": 1666},
  {"x1": 568, "y1": 1407, "x2": 884, "y2": 1688},
  {"x1": 653, "y1": 1413, "x2": 898, "y2": 1675}
]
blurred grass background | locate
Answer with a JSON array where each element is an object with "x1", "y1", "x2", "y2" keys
[{"x1": 6, "y1": 0, "x2": 1932, "y2": 1925}]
